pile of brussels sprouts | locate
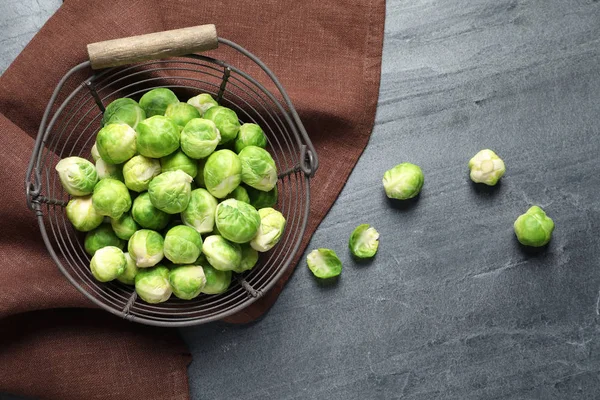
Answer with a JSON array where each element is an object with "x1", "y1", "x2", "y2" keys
[{"x1": 56, "y1": 89, "x2": 286, "y2": 304}]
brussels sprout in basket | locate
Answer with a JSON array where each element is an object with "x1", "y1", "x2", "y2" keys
[
  {"x1": 181, "y1": 188, "x2": 218, "y2": 234},
  {"x1": 122, "y1": 155, "x2": 161, "y2": 192},
  {"x1": 135, "y1": 265, "x2": 172, "y2": 304},
  {"x1": 215, "y1": 199, "x2": 261, "y2": 244},
  {"x1": 202, "y1": 235, "x2": 242, "y2": 271},
  {"x1": 136, "y1": 115, "x2": 180, "y2": 158},
  {"x1": 180, "y1": 118, "x2": 221, "y2": 159},
  {"x1": 101, "y1": 98, "x2": 146, "y2": 129},
  {"x1": 203, "y1": 149, "x2": 242, "y2": 198},
  {"x1": 187, "y1": 93, "x2": 218, "y2": 116},
  {"x1": 163, "y1": 225, "x2": 203, "y2": 264},
  {"x1": 139, "y1": 88, "x2": 179, "y2": 117},
  {"x1": 84, "y1": 224, "x2": 124, "y2": 256},
  {"x1": 128, "y1": 229, "x2": 165, "y2": 268},
  {"x1": 66, "y1": 195, "x2": 104, "y2": 232},
  {"x1": 96, "y1": 123, "x2": 137, "y2": 164},
  {"x1": 55, "y1": 156, "x2": 98, "y2": 196},
  {"x1": 131, "y1": 192, "x2": 170, "y2": 231},
  {"x1": 234, "y1": 123, "x2": 268, "y2": 153},
  {"x1": 165, "y1": 102, "x2": 201, "y2": 131},
  {"x1": 148, "y1": 170, "x2": 193, "y2": 214},
  {"x1": 160, "y1": 150, "x2": 198, "y2": 179},
  {"x1": 203, "y1": 106, "x2": 241, "y2": 144},
  {"x1": 169, "y1": 265, "x2": 206, "y2": 300},
  {"x1": 90, "y1": 246, "x2": 127, "y2": 282}
]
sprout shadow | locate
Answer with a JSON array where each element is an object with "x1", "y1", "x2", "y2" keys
[
  {"x1": 513, "y1": 235, "x2": 551, "y2": 258},
  {"x1": 470, "y1": 179, "x2": 502, "y2": 197},
  {"x1": 313, "y1": 274, "x2": 341, "y2": 289},
  {"x1": 351, "y1": 253, "x2": 377, "y2": 266},
  {"x1": 384, "y1": 192, "x2": 421, "y2": 211}
]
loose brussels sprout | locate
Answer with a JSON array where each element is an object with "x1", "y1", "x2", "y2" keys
[
  {"x1": 163, "y1": 225, "x2": 203, "y2": 264},
  {"x1": 148, "y1": 170, "x2": 193, "y2": 214},
  {"x1": 246, "y1": 185, "x2": 278, "y2": 209},
  {"x1": 382, "y1": 162, "x2": 424, "y2": 200},
  {"x1": 196, "y1": 158, "x2": 206, "y2": 187},
  {"x1": 110, "y1": 212, "x2": 139, "y2": 240},
  {"x1": 84, "y1": 224, "x2": 125, "y2": 256},
  {"x1": 180, "y1": 118, "x2": 221, "y2": 159},
  {"x1": 307, "y1": 248, "x2": 342, "y2": 279},
  {"x1": 468, "y1": 149, "x2": 506, "y2": 186},
  {"x1": 131, "y1": 192, "x2": 170, "y2": 231},
  {"x1": 514, "y1": 206, "x2": 555, "y2": 247},
  {"x1": 250, "y1": 208, "x2": 286, "y2": 252},
  {"x1": 225, "y1": 185, "x2": 251, "y2": 203},
  {"x1": 122, "y1": 155, "x2": 161, "y2": 192},
  {"x1": 169, "y1": 265, "x2": 206, "y2": 300},
  {"x1": 181, "y1": 188, "x2": 218, "y2": 234},
  {"x1": 128, "y1": 229, "x2": 165, "y2": 267},
  {"x1": 55, "y1": 157, "x2": 98, "y2": 196},
  {"x1": 139, "y1": 88, "x2": 179, "y2": 117},
  {"x1": 200, "y1": 264, "x2": 231, "y2": 294},
  {"x1": 96, "y1": 159, "x2": 124, "y2": 181},
  {"x1": 238, "y1": 146, "x2": 277, "y2": 191},
  {"x1": 203, "y1": 149, "x2": 242, "y2": 198},
  {"x1": 160, "y1": 150, "x2": 198, "y2": 178},
  {"x1": 203, "y1": 106, "x2": 241, "y2": 144},
  {"x1": 233, "y1": 244, "x2": 259, "y2": 274},
  {"x1": 91, "y1": 178, "x2": 132, "y2": 219},
  {"x1": 117, "y1": 252, "x2": 139, "y2": 285},
  {"x1": 66, "y1": 195, "x2": 104, "y2": 232},
  {"x1": 135, "y1": 265, "x2": 172, "y2": 303},
  {"x1": 101, "y1": 98, "x2": 146, "y2": 129},
  {"x1": 349, "y1": 224, "x2": 379, "y2": 259},
  {"x1": 90, "y1": 246, "x2": 126, "y2": 282},
  {"x1": 187, "y1": 93, "x2": 218, "y2": 115},
  {"x1": 202, "y1": 235, "x2": 242, "y2": 271},
  {"x1": 165, "y1": 102, "x2": 201, "y2": 130},
  {"x1": 91, "y1": 142, "x2": 101, "y2": 161},
  {"x1": 135, "y1": 115, "x2": 180, "y2": 158},
  {"x1": 234, "y1": 123, "x2": 268, "y2": 153},
  {"x1": 96, "y1": 123, "x2": 137, "y2": 164},
  {"x1": 215, "y1": 199, "x2": 261, "y2": 243}
]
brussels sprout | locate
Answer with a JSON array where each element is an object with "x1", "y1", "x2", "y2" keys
[
  {"x1": 203, "y1": 149, "x2": 242, "y2": 198},
  {"x1": 238, "y1": 146, "x2": 277, "y2": 191},
  {"x1": 96, "y1": 123, "x2": 137, "y2": 164},
  {"x1": 468, "y1": 149, "x2": 506, "y2": 186},
  {"x1": 135, "y1": 265, "x2": 172, "y2": 303},
  {"x1": 514, "y1": 206, "x2": 555, "y2": 247},
  {"x1": 66, "y1": 195, "x2": 104, "y2": 232},
  {"x1": 101, "y1": 98, "x2": 146, "y2": 129},
  {"x1": 91, "y1": 142, "x2": 101, "y2": 161},
  {"x1": 225, "y1": 186, "x2": 250, "y2": 203},
  {"x1": 196, "y1": 158, "x2": 207, "y2": 187},
  {"x1": 246, "y1": 185, "x2": 278, "y2": 209},
  {"x1": 163, "y1": 225, "x2": 203, "y2": 264},
  {"x1": 203, "y1": 106, "x2": 241, "y2": 144},
  {"x1": 168, "y1": 265, "x2": 206, "y2": 300},
  {"x1": 91, "y1": 178, "x2": 132, "y2": 219},
  {"x1": 202, "y1": 235, "x2": 242, "y2": 271},
  {"x1": 349, "y1": 224, "x2": 379, "y2": 259},
  {"x1": 180, "y1": 188, "x2": 218, "y2": 234},
  {"x1": 165, "y1": 102, "x2": 201, "y2": 130},
  {"x1": 234, "y1": 123, "x2": 267, "y2": 153},
  {"x1": 148, "y1": 170, "x2": 193, "y2": 214},
  {"x1": 122, "y1": 155, "x2": 161, "y2": 192},
  {"x1": 135, "y1": 115, "x2": 180, "y2": 158},
  {"x1": 55, "y1": 157, "x2": 98, "y2": 196},
  {"x1": 307, "y1": 248, "x2": 342, "y2": 279},
  {"x1": 215, "y1": 199, "x2": 261, "y2": 243},
  {"x1": 382, "y1": 162, "x2": 424, "y2": 200},
  {"x1": 110, "y1": 212, "x2": 139, "y2": 240},
  {"x1": 84, "y1": 224, "x2": 124, "y2": 256},
  {"x1": 187, "y1": 93, "x2": 218, "y2": 115},
  {"x1": 139, "y1": 88, "x2": 179, "y2": 117},
  {"x1": 117, "y1": 252, "x2": 139, "y2": 285},
  {"x1": 128, "y1": 229, "x2": 165, "y2": 267},
  {"x1": 200, "y1": 264, "x2": 231, "y2": 294},
  {"x1": 180, "y1": 118, "x2": 221, "y2": 159},
  {"x1": 96, "y1": 159, "x2": 124, "y2": 181},
  {"x1": 233, "y1": 244, "x2": 259, "y2": 274},
  {"x1": 160, "y1": 150, "x2": 198, "y2": 178},
  {"x1": 131, "y1": 192, "x2": 170, "y2": 231},
  {"x1": 90, "y1": 246, "x2": 126, "y2": 282},
  {"x1": 250, "y1": 208, "x2": 286, "y2": 252}
]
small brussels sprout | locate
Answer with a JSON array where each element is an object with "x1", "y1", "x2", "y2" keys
[
  {"x1": 110, "y1": 212, "x2": 139, "y2": 240},
  {"x1": 131, "y1": 192, "x2": 170, "y2": 231},
  {"x1": 246, "y1": 185, "x2": 278, "y2": 209},
  {"x1": 238, "y1": 146, "x2": 277, "y2": 191},
  {"x1": 135, "y1": 265, "x2": 172, "y2": 303},
  {"x1": 168, "y1": 265, "x2": 206, "y2": 300},
  {"x1": 91, "y1": 142, "x2": 101, "y2": 161},
  {"x1": 165, "y1": 102, "x2": 201, "y2": 130},
  {"x1": 468, "y1": 149, "x2": 506, "y2": 186},
  {"x1": 225, "y1": 185, "x2": 251, "y2": 203},
  {"x1": 233, "y1": 244, "x2": 259, "y2": 274},
  {"x1": 203, "y1": 106, "x2": 241, "y2": 144},
  {"x1": 55, "y1": 156, "x2": 98, "y2": 196},
  {"x1": 250, "y1": 208, "x2": 286, "y2": 252},
  {"x1": 139, "y1": 88, "x2": 179, "y2": 117},
  {"x1": 84, "y1": 224, "x2": 124, "y2": 256},
  {"x1": 196, "y1": 158, "x2": 206, "y2": 188},
  {"x1": 117, "y1": 252, "x2": 139, "y2": 285},
  {"x1": 200, "y1": 264, "x2": 231, "y2": 294},
  {"x1": 234, "y1": 123, "x2": 268, "y2": 153},
  {"x1": 382, "y1": 162, "x2": 424, "y2": 200},
  {"x1": 96, "y1": 159, "x2": 124, "y2": 181},
  {"x1": 148, "y1": 170, "x2": 193, "y2": 214},
  {"x1": 307, "y1": 248, "x2": 342, "y2": 279},
  {"x1": 160, "y1": 150, "x2": 198, "y2": 178},
  {"x1": 181, "y1": 188, "x2": 218, "y2": 234},
  {"x1": 91, "y1": 178, "x2": 132, "y2": 219},
  {"x1": 66, "y1": 195, "x2": 104, "y2": 232},
  {"x1": 96, "y1": 123, "x2": 137, "y2": 164},
  {"x1": 349, "y1": 224, "x2": 379, "y2": 258},
  {"x1": 122, "y1": 155, "x2": 161, "y2": 192},
  {"x1": 128, "y1": 229, "x2": 165, "y2": 267},
  {"x1": 202, "y1": 235, "x2": 242, "y2": 271},
  {"x1": 203, "y1": 149, "x2": 242, "y2": 198},
  {"x1": 90, "y1": 246, "x2": 126, "y2": 282},
  {"x1": 135, "y1": 115, "x2": 180, "y2": 158},
  {"x1": 187, "y1": 93, "x2": 218, "y2": 115},
  {"x1": 514, "y1": 206, "x2": 555, "y2": 247},
  {"x1": 180, "y1": 118, "x2": 221, "y2": 159},
  {"x1": 101, "y1": 98, "x2": 146, "y2": 129},
  {"x1": 164, "y1": 225, "x2": 203, "y2": 264},
  {"x1": 215, "y1": 199, "x2": 261, "y2": 243}
]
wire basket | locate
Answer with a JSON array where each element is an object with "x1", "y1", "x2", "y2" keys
[{"x1": 25, "y1": 25, "x2": 318, "y2": 327}]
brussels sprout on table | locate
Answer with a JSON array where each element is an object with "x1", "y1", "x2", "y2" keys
[
  {"x1": 382, "y1": 162, "x2": 424, "y2": 200},
  {"x1": 180, "y1": 118, "x2": 221, "y2": 159},
  {"x1": 246, "y1": 185, "x2": 278, "y2": 209},
  {"x1": 84, "y1": 224, "x2": 124, "y2": 256},
  {"x1": 514, "y1": 206, "x2": 555, "y2": 247},
  {"x1": 139, "y1": 88, "x2": 179, "y2": 117},
  {"x1": 101, "y1": 98, "x2": 146, "y2": 129},
  {"x1": 233, "y1": 243, "x2": 259, "y2": 274},
  {"x1": 169, "y1": 265, "x2": 206, "y2": 300},
  {"x1": 187, "y1": 93, "x2": 218, "y2": 116},
  {"x1": 90, "y1": 246, "x2": 126, "y2": 282},
  {"x1": 91, "y1": 178, "x2": 132, "y2": 219},
  {"x1": 164, "y1": 225, "x2": 203, "y2": 264},
  {"x1": 202, "y1": 235, "x2": 242, "y2": 271},
  {"x1": 215, "y1": 199, "x2": 261, "y2": 244},
  {"x1": 307, "y1": 248, "x2": 342, "y2": 279},
  {"x1": 160, "y1": 150, "x2": 198, "y2": 178},
  {"x1": 234, "y1": 123, "x2": 268, "y2": 153},
  {"x1": 117, "y1": 252, "x2": 139, "y2": 285},
  {"x1": 135, "y1": 115, "x2": 180, "y2": 158},
  {"x1": 128, "y1": 229, "x2": 165, "y2": 267},
  {"x1": 225, "y1": 185, "x2": 251, "y2": 203},
  {"x1": 131, "y1": 192, "x2": 170, "y2": 231},
  {"x1": 238, "y1": 146, "x2": 277, "y2": 192},
  {"x1": 96, "y1": 123, "x2": 137, "y2": 164},
  {"x1": 349, "y1": 224, "x2": 379, "y2": 259},
  {"x1": 165, "y1": 102, "x2": 201, "y2": 130},
  {"x1": 148, "y1": 170, "x2": 193, "y2": 214},
  {"x1": 95, "y1": 159, "x2": 124, "y2": 181},
  {"x1": 250, "y1": 208, "x2": 286, "y2": 252},
  {"x1": 122, "y1": 155, "x2": 161, "y2": 192},
  {"x1": 65, "y1": 195, "x2": 104, "y2": 232},
  {"x1": 468, "y1": 149, "x2": 506, "y2": 186},
  {"x1": 200, "y1": 264, "x2": 232, "y2": 295},
  {"x1": 203, "y1": 149, "x2": 242, "y2": 198},
  {"x1": 55, "y1": 156, "x2": 98, "y2": 196},
  {"x1": 203, "y1": 106, "x2": 241, "y2": 144},
  {"x1": 135, "y1": 265, "x2": 172, "y2": 303},
  {"x1": 181, "y1": 188, "x2": 218, "y2": 234},
  {"x1": 110, "y1": 212, "x2": 139, "y2": 240}
]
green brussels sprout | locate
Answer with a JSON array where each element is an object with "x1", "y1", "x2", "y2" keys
[
  {"x1": 196, "y1": 158, "x2": 207, "y2": 188},
  {"x1": 187, "y1": 93, "x2": 218, "y2": 116},
  {"x1": 234, "y1": 123, "x2": 267, "y2": 153},
  {"x1": 180, "y1": 118, "x2": 221, "y2": 159},
  {"x1": 225, "y1": 186, "x2": 250, "y2": 203},
  {"x1": 117, "y1": 252, "x2": 139, "y2": 285},
  {"x1": 382, "y1": 162, "x2": 424, "y2": 200},
  {"x1": 128, "y1": 229, "x2": 165, "y2": 267},
  {"x1": 200, "y1": 264, "x2": 231, "y2": 294},
  {"x1": 233, "y1": 244, "x2": 259, "y2": 274},
  {"x1": 91, "y1": 178, "x2": 132, "y2": 219},
  {"x1": 250, "y1": 208, "x2": 286, "y2": 252},
  {"x1": 96, "y1": 159, "x2": 124, "y2": 181},
  {"x1": 307, "y1": 248, "x2": 342, "y2": 279},
  {"x1": 160, "y1": 150, "x2": 198, "y2": 178},
  {"x1": 84, "y1": 224, "x2": 125, "y2": 256},
  {"x1": 66, "y1": 195, "x2": 104, "y2": 232},
  {"x1": 180, "y1": 188, "x2": 218, "y2": 234},
  {"x1": 131, "y1": 192, "x2": 170, "y2": 231},
  {"x1": 90, "y1": 246, "x2": 126, "y2": 282},
  {"x1": 165, "y1": 102, "x2": 201, "y2": 130},
  {"x1": 348, "y1": 224, "x2": 379, "y2": 258},
  {"x1": 202, "y1": 235, "x2": 242, "y2": 271},
  {"x1": 148, "y1": 170, "x2": 193, "y2": 214},
  {"x1": 139, "y1": 88, "x2": 179, "y2": 117},
  {"x1": 96, "y1": 123, "x2": 137, "y2": 164},
  {"x1": 122, "y1": 155, "x2": 161, "y2": 192},
  {"x1": 203, "y1": 149, "x2": 242, "y2": 198},
  {"x1": 238, "y1": 146, "x2": 277, "y2": 191},
  {"x1": 246, "y1": 185, "x2": 278, "y2": 209},
  {"x1": 135, "y1": 115, "x2": 180, "y2": 158},
  {"x1": 468, "y1": 149, "x2": 506, "y2": 186},
  {"x1": 134, "y1": 265, "x2": 172, "y2": 303},
  {"x1": 91, "y1": 142, "x2": 101, "y2": 161},
  {"x1": 168, "y1": 265, "x2": 206, "y2": 300},
  {"x1": 215, "y1": 199, "x2": 261, "y2": 243},
  {"x1": 514, "y1": 206, "x2": 555, "y2": 247},
  {"x1": 55, "y1": 156, "x2": 98, "y2": 196},
  {"x1": 110, "y1": 212, "x2": 139, "y2": 240},
  {"x1": 163, "y1": 225, "x2": 203, "y2": 264},
  {"x1": 203, "y1": 106, "x2": 241, "y2": 144},
  {"x1": 101, "y1": 98, "x2": 146, "y2": 129}
]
